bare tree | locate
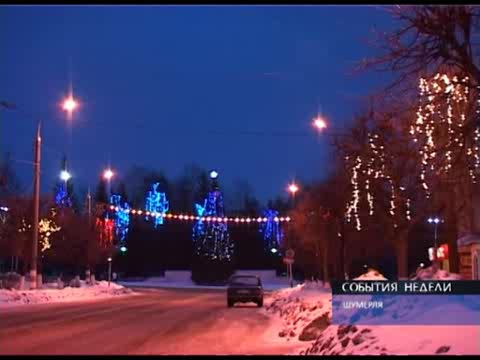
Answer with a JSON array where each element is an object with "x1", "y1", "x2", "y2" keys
[{"x1": 361, "y1": 6, "x2": 479, "y2": 94}]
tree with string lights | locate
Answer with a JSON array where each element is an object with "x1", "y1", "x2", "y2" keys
[
  {"x1": 191, "y1": 170, "x2": 234, "y2": 283},
  {"x1": 336, "y1": 108, "x2": 431, "y2": 278},
  {"x1": 355, "y1": 5, "x2": 480, "y2": 274},
  {"x1": 53, "y1": 155, "x2": 78, "y2": 211}
]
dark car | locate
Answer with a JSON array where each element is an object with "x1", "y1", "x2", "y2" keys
[{"x1": 227, "y1": 275, "x2": 264, "y2": 308}]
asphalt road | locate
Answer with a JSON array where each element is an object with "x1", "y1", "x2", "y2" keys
[{"x1": 0, "y1": 288, "x2": 300, "y2": 355}]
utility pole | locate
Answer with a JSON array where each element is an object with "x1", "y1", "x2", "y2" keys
[
  {"x1": 87, "y1": 188, "x2": 92, "y2": 226},
  {"x1": 30, "y1": 123, "x2": 41, "y2": 289},
  {"x1": 86, "y1": 188, "x2": 92, "y2": 283}
]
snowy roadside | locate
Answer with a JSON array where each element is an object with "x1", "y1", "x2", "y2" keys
[
  {"x1": 262, "y1": 269, "x2": 480, "y2": 355},
  {"x1": 0, "y1": 281, "x2": 135, "y2": 308}
]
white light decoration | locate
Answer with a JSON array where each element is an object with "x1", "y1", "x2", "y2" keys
[
  {"x1": 344, "y1": 126, "x2": 414, "y2": 232},
  {"x1": 413, "y1": 72, "x2": 477, "y2": 188},
  {"x1": 345, "y1": 155, "x2": 362, "y2": 230}
]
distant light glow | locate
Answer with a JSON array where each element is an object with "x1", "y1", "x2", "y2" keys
[{"x1": 210, "y1": 170, "x2": 219, "y2": 179}]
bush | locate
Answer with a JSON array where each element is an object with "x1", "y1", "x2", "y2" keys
[
  {"x1": 69, "y1": 276, "x2": 81, "y2": 288},
  {"x1": 0, "y1": 272, "x2": 22, "y2": 290}
]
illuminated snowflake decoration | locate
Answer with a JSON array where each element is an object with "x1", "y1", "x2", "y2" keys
[
  {"x1": 145, "y1": 182, "x2": 169, "y2": 227},
  {"x1": 110, "y1": 194, "x2": 130, "y2": 243},
  {"x1": 259, "y1": 209, "x2": 283, "y2": 254}
]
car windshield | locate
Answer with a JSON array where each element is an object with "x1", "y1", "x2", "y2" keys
[{"x1": 229, "y1": 277, "x2": 260, "y2": 286}]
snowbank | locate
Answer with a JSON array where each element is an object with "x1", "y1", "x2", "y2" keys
[
  {"x1": 0, "y1": 281, "x2": 134, "y2": 308},
  {"x1": 354, "y1": 269, "x2": 387, "y2": 281},
  {"x1": 412, "y1": 266, "x2": 462, "y2": 280},
  {"x1": 264, "y1": 271, "x2": 480, "y2": 355}
]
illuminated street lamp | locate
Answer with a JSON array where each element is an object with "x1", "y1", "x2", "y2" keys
[
  {"x1": 103, "y1": 168, "x2": 114, "y2": 199},
  {"x1": 288, "y1": 182, "x2": 299, "y2": 197},
  {"x1": 103, "y1": 169, "x2": 114, "y2": 181},
  {"x1": 62, "y1": 96, "x2": 78, "y2": 118},
  {"x1": 312, "y1": 115, "x2": 327, "y2": 131}
]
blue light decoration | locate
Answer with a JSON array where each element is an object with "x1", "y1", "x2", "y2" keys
[
  {"x1": 54, "y1": 182, "x2": 72, "y2": 208},
  {"x1": 145, "y1": 182, "x2": 169, "y2": 227},
  {"x1": 259, "y1": 209, "x2": 283, "y2": 255},
  {"x1": 109, "y1": 194, "x2": 130, "y2": 243},
  {"x1": 192, "y1": 184, "x2": 233, "y2": 262}
]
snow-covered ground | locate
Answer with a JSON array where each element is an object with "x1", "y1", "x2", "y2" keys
[
  {"x1": 0, "y1": 281, "x2": 135, "y2": 308},
  {"x1": 262, "y1": 268, "x2": 480, "y2": 355}
]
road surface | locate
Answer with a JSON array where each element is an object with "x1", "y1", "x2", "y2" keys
[{"x1": 0, "y1": 288, "x2": 302, "y2": 355}]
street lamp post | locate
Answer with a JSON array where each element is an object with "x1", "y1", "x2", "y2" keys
[
  {"x1": 30, "y1": 124, "x2": 41, "y2": 289},
  {"x1": 427, "y1": 217, "x2": 442, "y2": 270},
  {"x1": 286, "y1": 182, "x2": 300, "y2": 288},
  {"x1": 107, "y1": 257, "x2": 112, "y2": 287},
  {"x1": 103, "y1": 168, "x2": 114, "y2": 200}
]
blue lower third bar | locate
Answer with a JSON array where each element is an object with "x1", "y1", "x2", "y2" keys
[{"x1": 332, "y1": 294, "x2": 480, "y2": 325}]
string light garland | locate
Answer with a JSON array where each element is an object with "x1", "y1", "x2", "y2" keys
[
  {"x1": 109, "y1": 205, "x2": 291, "y2": 224},
  {"x1": 345, "y1": 155, "x2": 362, "y2": 231},
  {"x1": 95, "y1": 217, "x2": 114, "y2": 247},
  {"x1": 412, "y1": 72, "x2": 478, "y2": 188},
  {"x1": 344, "y1": 128, "x2": 412, "y2": 231},
  {"x1": 18, "y1": 209, "x2": 61, "y2": 253}
]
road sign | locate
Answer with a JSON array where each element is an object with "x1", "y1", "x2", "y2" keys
[
  {"x1": 285, "y1": 249, "x2": 295, "y2": 259},
  {"x1": 283, "y1": 257, "x2": 294, "y2": 265}
]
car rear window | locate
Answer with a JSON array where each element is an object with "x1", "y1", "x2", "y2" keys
[{"x1": 229, "y1": 277, "x2": 260, "y2": 286}]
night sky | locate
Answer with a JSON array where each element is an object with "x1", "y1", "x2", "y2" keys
[{"x1": 0, "y1": 5, "x2": 395, "y2": 205}]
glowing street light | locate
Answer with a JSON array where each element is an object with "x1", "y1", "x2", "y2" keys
[
  {"x1": 103, "y1": 169, "x2": 114, "y2": 181},
  {"x1": 103, "y1": 168, "x2": 115, "y2": 199},
  {"x1": 288, "y1": 182, "x2": 299, "y2": 196},
  {"x1": 312, "y1": 115, "x2": 327, "y2": 131},
  {"x1": 60, "y1": 170, "x2": 71, "y2": 182},
  {"x1": 62, "y1": 96, "x2": 78, "y2": 115}
]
